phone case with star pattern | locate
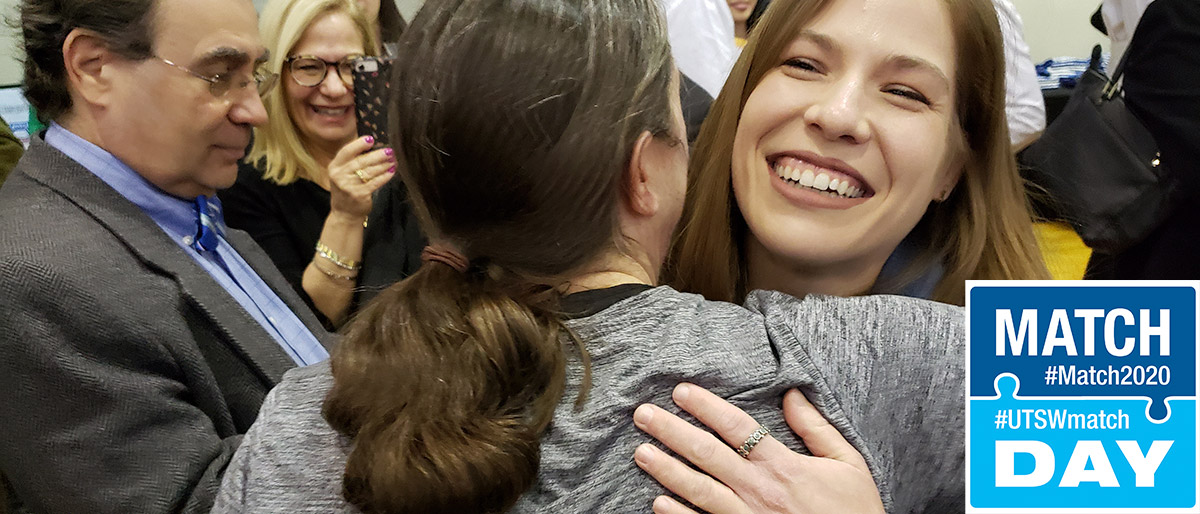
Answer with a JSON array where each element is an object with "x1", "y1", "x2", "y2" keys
[{"x1": 353, "y1": 56, "x2": 394, "y2": 147}]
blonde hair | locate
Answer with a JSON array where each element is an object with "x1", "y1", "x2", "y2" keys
[
  {"x1": 668, "y1": 0, "x2": 1049, "y2": 306},
  {"x1": 248, "y1": 0, "x2": 378, "y2": 185}
]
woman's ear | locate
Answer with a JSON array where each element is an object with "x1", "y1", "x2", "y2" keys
[
  {"x1": 933, "y1": 135, "x2": 968, "y2": 202},
  {"x1": 623, "y1": 130, "x2": 662, "y2": 217},
  {"x1": 934, "y1": 165, "x2": 964, "y2": 202}
]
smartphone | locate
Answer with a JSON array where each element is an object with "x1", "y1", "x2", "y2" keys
[{"x1": 352, "y1": 56, "x2": 394, "y2": 147}]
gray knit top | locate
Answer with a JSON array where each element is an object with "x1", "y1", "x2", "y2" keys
[{"x1": 214, "y1": 287, "x2": 965, "y2": 513}]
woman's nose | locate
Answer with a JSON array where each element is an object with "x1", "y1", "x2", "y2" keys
[
  {"x1": 319, "y1": 66, "x2": 350, "y2": 97},
  {"x1": 802, "y1": 79, "x2": 871, "y2": 144}
]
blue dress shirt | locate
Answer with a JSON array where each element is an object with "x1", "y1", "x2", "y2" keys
[{"x1": 45, "y1": 124, "x2": 328, "y2": 366}]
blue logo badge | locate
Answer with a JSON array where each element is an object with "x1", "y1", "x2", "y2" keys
[{"x1": 966, "y1": 282, "x2": 1199, "y2": 512}]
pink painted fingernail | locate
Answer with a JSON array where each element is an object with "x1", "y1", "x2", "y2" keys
[
  {"x1": 674, "y1": 383, "x2": 691, "y2": 402},
  {"x1": 387, "y1": 165, "x2": 396, "y2": 174},
  {"x1": 364, "y1": 135, "x2": 374, "y2": 145},
  {"x1": 633, "y1": 404, "x2": 654, "y2": 426},
  {"x1": 634, "y1": 444, "x2": 655, "y2": 465},
  {"x1": 384, "y1": 147, "x2": 394, "y2": 157}
]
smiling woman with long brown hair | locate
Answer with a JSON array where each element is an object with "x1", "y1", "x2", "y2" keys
[{"x1": 670, "y1": 0, "x2": 1049, "y2": 307}]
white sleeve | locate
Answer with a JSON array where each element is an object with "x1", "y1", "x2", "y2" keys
[
  {"x1": 1102, "y1": 0, "x2": 1157, "y2": 62},
  {"x1": 661, "y1": 0, "x2": 739, "y2": 98},
  {"x1": 993, "y1": 0, "x2": 1046, "y2": 149}
]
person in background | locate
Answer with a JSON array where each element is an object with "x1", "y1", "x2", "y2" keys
[
  {"x1": 1101, "y1": 0, "x2": 1156, "y2": 63},
  {"x1": 1088, "y1": 0, "x2": 1200, "y2": 279},
  {"x1": 213, "y1": 0, "x2": 965, "y2": 512},
  {"x1": 990, "y1": 0, "x2": 1092, "y2": 281},
  {"x1": 728, "y1": 0, "x2": 758, "y2": 46},
  {"x1": 0, "y1": 0, "x2": 330, "y2": 511},
  {"x1": 663, "y1": 0, "x2": 738, "y2": 99},
  {"x1": 744, "y1": 0, "x2": 770, "y2": 42},
  {"x1": 356, "y1": 0, "x2": 407, "y2": 55},
  {"x1": 222, "y1": 0, "x2": 400, "y2": 327},
  {"x1": 656, "y1": 0, "x2": 733, "y2": 142},
  {"x1": 993, "y1": 0, "x2": 1045, "y2": 151},
  {"x1": 0, "y1": 119, "x2": 20, "y2": 186}
]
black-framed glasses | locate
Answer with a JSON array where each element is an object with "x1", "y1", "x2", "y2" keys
[
  {"x1": 158, "y1": 57, "x2": 278, "y2": 98},
  {"x1": 284, "y1": 55, "x2": 362, "y2": 87}
]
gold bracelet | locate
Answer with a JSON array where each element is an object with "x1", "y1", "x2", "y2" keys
[
  {"x1": 312, "y1": 258, "x2": 357, "y2": 282},
  {"x1": 315, "y1": 241, "x2": 361, "y2": 271}
]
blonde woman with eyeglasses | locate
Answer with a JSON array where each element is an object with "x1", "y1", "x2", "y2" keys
[{"x1": 221, "y1": 0, "x2": 403, "y2": 327}]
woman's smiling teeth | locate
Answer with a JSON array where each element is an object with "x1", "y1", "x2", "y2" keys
[
  {"x1": 312, "y1": 105, "x2": 350, "y2": 117},
  {"x1": 772, "y1": 163, "x2": 866, "y2": 199}
]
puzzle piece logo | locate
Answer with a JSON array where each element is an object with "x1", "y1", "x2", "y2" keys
[
  {"x1": 970, "y1": 285, "x2": 1194, "y2": 420},
  {"x1": 967, "y1": 282, "x2": 1199, "y2": 513}
]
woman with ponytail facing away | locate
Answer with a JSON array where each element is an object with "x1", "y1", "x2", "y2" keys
[{"x1": 214, "y1": 0, "x2": 965, "y2": 512}]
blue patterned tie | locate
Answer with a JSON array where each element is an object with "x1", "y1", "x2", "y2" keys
[{"x1": 193, "y1": 195, "x2": 222, "y2": 253}]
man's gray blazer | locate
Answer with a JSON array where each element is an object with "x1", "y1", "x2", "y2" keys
[{"x1": 0, "y1": 138, "x2": 332, "y2": 513}]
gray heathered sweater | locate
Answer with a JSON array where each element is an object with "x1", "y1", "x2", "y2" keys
[{"x1": 214, "y1": 287, "x2": 965, "y2": 513}]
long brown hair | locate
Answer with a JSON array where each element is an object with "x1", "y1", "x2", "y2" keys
[
  {"x1": 320, "y1": 0, "x2": 676, "y2": 512},
  {"x1": 668, "y1": 0, "x2": 1049, "y2": 306}
]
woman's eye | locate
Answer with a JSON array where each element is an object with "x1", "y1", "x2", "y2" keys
[
  {"x1": 783, "y1": 58, "x2": 820, "y2": 73},
  {"x1": 885, "y1": 87, "x2": 931, "y2": 106}
]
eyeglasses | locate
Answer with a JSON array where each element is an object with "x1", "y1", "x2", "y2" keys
[
  {"x1": 284, "y1": 55, "x2": 362, "y2": 87},
  {"x1": 158, "y1": 57, "x2": 278, "y2": 98}
]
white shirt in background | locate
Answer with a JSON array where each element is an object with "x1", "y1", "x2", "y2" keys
[
  {"x1": 1102, "y1": 0, "x2": 1156, "y2": 63},
  {"x1": 993, "y1": 0, "x2": 1047, "y2": 149},
  {"x1": 661, "y1": 0, "x2": 739, "y2": 98}
]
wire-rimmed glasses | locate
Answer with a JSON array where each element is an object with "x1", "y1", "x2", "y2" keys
[{"x1": 157, "y1": 57, "x2": 279, "y2": 98}]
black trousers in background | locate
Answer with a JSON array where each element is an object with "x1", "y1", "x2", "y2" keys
[{"x1": 1087, "y1": 0, "x2": 1200, "y2": 280}]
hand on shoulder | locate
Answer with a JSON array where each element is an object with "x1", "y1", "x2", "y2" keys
[{"x1": 632, "y1": 383, "x2": 884, "y2": 514}]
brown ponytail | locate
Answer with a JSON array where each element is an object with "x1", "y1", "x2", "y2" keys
[
  {"x1": 321, "y1": 0, "x2": 677, "y2": 511},
  {"x1": 324, "y1": 264, "x2": 568, "y2": 513}
]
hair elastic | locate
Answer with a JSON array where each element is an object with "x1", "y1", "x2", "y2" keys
[{"x1": 421, "y1": 244, "x2": 470, "y2": 273}]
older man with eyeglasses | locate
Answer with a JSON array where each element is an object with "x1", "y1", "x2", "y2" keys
[{"x1": 0, "y1": 0, "x2": 332, "y2": 512}]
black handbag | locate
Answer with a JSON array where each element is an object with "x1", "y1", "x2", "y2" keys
[{"x1": 1022, "y1": 45, "x2": 1175, "y2": 253}]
